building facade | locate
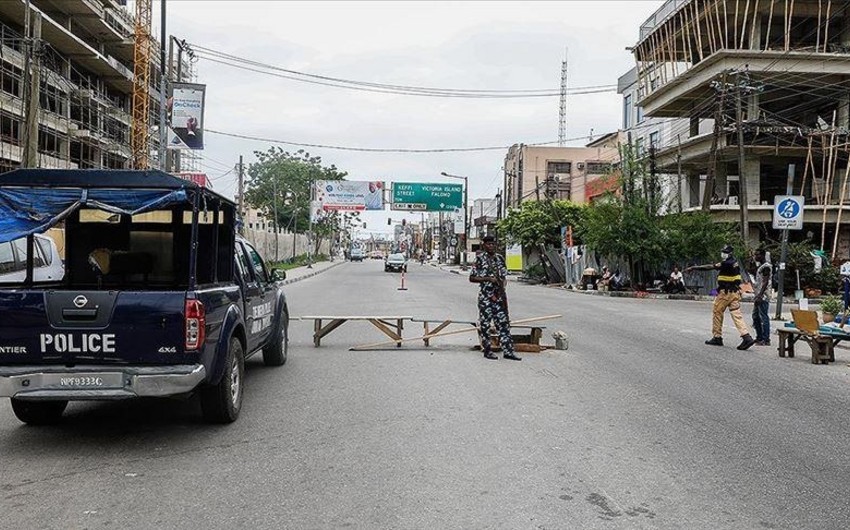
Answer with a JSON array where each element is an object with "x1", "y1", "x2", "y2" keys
[
  {"x1": 503, "y1": 133, "x2": 622, "y2": 209},
  {"x1": 0, "y1": 0, "x2": 174, "y2": 172},
  {"x1": 629, "y1": 0, "x2": 850, "y2": 249}
]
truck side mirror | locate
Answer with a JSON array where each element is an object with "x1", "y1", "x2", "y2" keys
[{"x1": 271, "y1": 269, "x2": 286, "y2": 282}]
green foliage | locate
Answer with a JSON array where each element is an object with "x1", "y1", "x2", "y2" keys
[
  {"x1": 497, "y1": 200, "x2": 585, "y2": 248},
  {"x1": 762, "y1": 239, "x2": 840, "y2": 294},
  {"x1": 245, "y1": 147, "x2": 347, "y2": 233},
  {"x1": 661, "y1": 211, "x2": 739, "y2": 264},
  {"x1": 820, "y1": 294, "x2": 842, "y2": 315},
  {"x1": 523, "y1": 262, "x2": 546, "y2": 281}
]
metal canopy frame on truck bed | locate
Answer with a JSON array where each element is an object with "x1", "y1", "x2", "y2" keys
[{"x1": 0, "y1": 169, "x2": 236, "y2": 291}]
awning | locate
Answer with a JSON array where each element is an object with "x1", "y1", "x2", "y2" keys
[{"x1": 0, "y1": 187, "x2": 189, "y2": 244}]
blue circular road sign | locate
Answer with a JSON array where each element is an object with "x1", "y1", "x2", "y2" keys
[{"x1": 778, "y1": 198, "x2": 800, "y2": 219}]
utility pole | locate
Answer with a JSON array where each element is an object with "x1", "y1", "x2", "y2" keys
[
  {"x1": 703, "y1": 72, "x2": 727, "y2": 211},
  {"x1": 158, "y1": 0, "x2": 168, "y2": 171},
  {"x1": 775, "y1": 164, "x2": 795, "y2": 321},
  {"x1": 273, "y1": 175, "x2": 279, "y2": 262},
  {"x1": 237, "y1": 155, "x2": 244, "y2": 234},
  {"x1": 22, "y1": 7, "x2": 41, "y2": 168},
  {"x1": 307, "y1": 179, "x2": 314, "y2": 268},
  {"x1": 736, "y1": 74, "x2": 750, "y2": 242}
]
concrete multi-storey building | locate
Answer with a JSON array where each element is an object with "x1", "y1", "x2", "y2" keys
[
  {"x1": 0, "y1": 0, "x2": 169, "y2": 172},
  {"x1": 628, "y1": 0, "x2": 850, "y2": 249},
  {"x1": 503, "y1": 132, "x2": 622, "y2": 209}
]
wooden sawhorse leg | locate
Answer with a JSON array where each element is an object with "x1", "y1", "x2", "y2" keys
[{"x1": 313, "y1": 318, "x2": 347, "y2": 347}]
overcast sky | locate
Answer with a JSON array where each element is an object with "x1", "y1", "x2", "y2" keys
[{"x1": 153, "y1": 0, "x2": 660, "y2": 233}]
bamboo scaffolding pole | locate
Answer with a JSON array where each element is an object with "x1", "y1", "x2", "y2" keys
[
  {"x1": 765, "y1": 0, "x2": 775, "y2": 50},
  {"x1": 734, "y1": 0, "x2": 740, "y2": 45},
  {"x1": 823, "y1": 0, "x2": 831, "y2": 53},
  {"x1": 784, "y1": 0, "x2": 789, "y2": 51},
  {"x1": 750, "y1": 0, "x2": 760, "y2": 49},
  {"x1": 714, "y1": 0, "x2": 725, "y2": 50},
  {"x1": 821, "y1": 113, "x2": 838, "y2": 250},
  {"x1": 816, "y1": 0, "x2": 822, "y2": 51},
  {"x1": 706, "y1": 0, "x2": 718, "y2": 53},
  {"x1": 349, "y1": 314, "x2": 564, "y2": 351},
  {"x1": 667, "y1": 21, "x2": 677, "y2": 77},
  {"x1": 682, "y1": 5, "x2": 692, "y2": 65},
  {"x1": 694, "y1": 0, "x2": 705, "y2": 60},
  {"x1": 740, "y1": 0, "x2": 751, "y2": 49},
  {"x1": 722, "y1": 0, "x2": 729, "y2": 49},
  {"x1": 800, "y1": 136, "x2": 813, "y2": 199},
  {"x1": 830, "y1": 152, "x2": 850, "y2": 261}
]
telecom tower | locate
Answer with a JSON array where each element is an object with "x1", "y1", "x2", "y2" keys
[{"x1": 558, "y1": 52, "x2": 567, "y2": 147}]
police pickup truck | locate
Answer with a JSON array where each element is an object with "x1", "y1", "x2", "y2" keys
[{"x1": 0, "y1": 169, "x2": 289, "y2": 425}]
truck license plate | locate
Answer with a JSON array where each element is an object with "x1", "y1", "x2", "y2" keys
[{"x1": 44, "y1": 373, "x2": 123, "y2": 389}]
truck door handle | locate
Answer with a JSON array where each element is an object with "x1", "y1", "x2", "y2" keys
[{"x1": 62, "y1": 308, "x2": 98, "y2": 320}]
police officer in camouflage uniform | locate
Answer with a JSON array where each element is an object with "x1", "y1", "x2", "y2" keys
[{"x1": 469, "y1": 235, "x2": 521, "y2": 361}]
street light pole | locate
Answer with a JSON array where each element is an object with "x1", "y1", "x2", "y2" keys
[{"x1": 441, "y1": 172, "x2": 469, "y2": 267}]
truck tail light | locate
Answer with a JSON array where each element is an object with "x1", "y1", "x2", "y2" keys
[{"x1": 185, "y1": 299, "x2": 206, "y2": 351}]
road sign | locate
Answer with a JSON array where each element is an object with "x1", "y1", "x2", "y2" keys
[
  {"x1": 391, "y1": 182, "x2": 463, "y2": 211},
  {"x1": 772, "y1": 195, "x2": 804, "y2": 230}
]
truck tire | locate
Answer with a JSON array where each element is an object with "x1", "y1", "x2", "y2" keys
[
  {"x1": 11, "y1": 399, "x2": 67, "y2": 425},
  {"x1": 200, "y1": 337, "x2": 244, "y2": 423},
  {"x1": 262, "y1": 311, "x2": 289, "y2": 366}
]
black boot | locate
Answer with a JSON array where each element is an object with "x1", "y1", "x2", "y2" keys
[
  {"x1": 503, "y1": 352, "x2": 522, "y2": 361},
  {"x1": 705, "y1": 336, "x2": 723, "y2": 346},
  {"x1": 737, "y1": 334, "x2": 756, "y2": 351},
  {"x1": 483, "y1": 351, "x2": 498, "y2": 360}
]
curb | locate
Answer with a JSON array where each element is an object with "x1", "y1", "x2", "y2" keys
[
  {"x1": 280, "y1": 261, "x2": 344, "y2": 286},
  {"x1": 558, "y1": 287, "x2": 812, "y2": 305}
]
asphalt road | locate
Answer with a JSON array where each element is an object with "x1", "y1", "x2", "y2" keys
[{"x1": 2, "y1": 260, "x2": 850, "y2": 529}]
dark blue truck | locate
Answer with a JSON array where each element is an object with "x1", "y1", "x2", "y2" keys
[{"x1": 0, "y1": 169, "x2": 289, "y2": 425}]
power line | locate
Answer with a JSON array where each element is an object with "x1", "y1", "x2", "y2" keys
[
  {"x1": 189, "y1": 43, "x2": 617, "y2": 99},
  {"x1": 206, "y1": 128, "x2": 597, "y2": 153}
]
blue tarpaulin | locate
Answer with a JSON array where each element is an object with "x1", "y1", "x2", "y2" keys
[{"x1": 0, "y1": 188, "x2": 189, "y2": 244}]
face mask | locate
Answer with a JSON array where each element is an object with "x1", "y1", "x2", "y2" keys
[{"x1": 721, "y1": 252, "x2": 730, "y2": 260}]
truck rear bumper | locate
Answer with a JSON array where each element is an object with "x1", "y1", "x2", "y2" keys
[{"x1": 0, "y1": 364, "x2": 206, "y2": 401}]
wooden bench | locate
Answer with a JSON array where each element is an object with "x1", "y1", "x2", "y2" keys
[
  {"x1": 777, "y1": 309, "x2": 838, "y2": 364},
  {"x1": 301, "y1": 316, "x2": 412, "y2": 347}
]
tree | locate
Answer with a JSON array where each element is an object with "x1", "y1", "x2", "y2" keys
[
  {"x1": 244, "y1": 147, "x2": 347, "y2": 255},
  {"x1": 244, "y1": 147, "x2": 347, "y2": 234},
  {"x1": 497, "y1": 200, "x2": 585, "y2": 248}
]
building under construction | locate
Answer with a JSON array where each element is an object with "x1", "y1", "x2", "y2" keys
[
  {"x1": 627, "y1": 0, "x2": 850, "y2": 254},
  {"x1": 0, "y1": 0, "x2": 194, "y2": 173}
]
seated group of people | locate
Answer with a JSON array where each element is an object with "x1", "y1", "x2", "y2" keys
[{"x1": 597, "y1": 266, "x2": 626, "y2": 291}]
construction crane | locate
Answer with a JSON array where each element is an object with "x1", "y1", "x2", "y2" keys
[{"x1": 131, "y1": 0, "x2": 153, "y2": 169}]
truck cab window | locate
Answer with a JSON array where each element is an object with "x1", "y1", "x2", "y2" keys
[
  {"x1": 0, "y1": 241, "x2": 17, "y2": 274},
  {"x1": 246, "y1": 245, "x2": 269, "y2": 284}
]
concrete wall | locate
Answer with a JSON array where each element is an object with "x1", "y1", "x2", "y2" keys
[{"x1": 242, "y1": 228, "x2": 330, "y2": 263}]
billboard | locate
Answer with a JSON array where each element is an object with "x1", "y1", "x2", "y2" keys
[
  {"x1": 177, "y1": 172, "x2": 211, "y2": 188},
  {"x1": 315, "y1": 180, "x2": 384, "y2": 211},
  {"x1": 168, "y1": 83, "x2": 205, "y2": 150}
]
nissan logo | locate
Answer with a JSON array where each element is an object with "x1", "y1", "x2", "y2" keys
[{"x1": 73, "y1": 295, "x2": 88, "y2": 308}]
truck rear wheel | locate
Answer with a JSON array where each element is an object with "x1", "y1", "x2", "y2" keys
[
  {"x1": 200, "y1": 337, "x2": 244, "y2": 423},
  {"x1": 11, "y1": 399, "x2": 68, "y2": 425},
  {"x1": 262, "y1": 312, "x2": 288, "y2": 367}
]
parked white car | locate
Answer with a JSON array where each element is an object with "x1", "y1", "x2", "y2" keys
[{"x1": 0, "y1": 234, "x2": 64, "y2": 284}]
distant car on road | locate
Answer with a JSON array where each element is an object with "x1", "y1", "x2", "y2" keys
[
  {"x1": 384, "y1": 253, "x2": 407, "y2": 273},
  {"x1": 369, "y1": 250, "x2": 384, "y2": 260},
  {"x1": 350, "y1": 248, "x2": 365, "y2": 262}
]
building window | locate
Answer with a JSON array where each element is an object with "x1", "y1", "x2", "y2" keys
[
  {"x1": 623, "y1": 94, "x2": 633, "y2": 129},
  {"x1": 637, "y1": 106, "x2": 645, "y2": 124},
  {"x1": 649, "y1": 131, "x2": 659, "y2": 149},
  {"x1": 635, "y1": 138, "x2": 645, "y2": 157},
  {"x1": 547, "y1": 161, "x2": 571, "y2": 174},
  {"x1": 37, "y1": 127, "x2": 63, "y2": 157},
  {"x1": 1, "y1": 61, "x2": 22, "y2": 97},
  {"x1": 586, "y1": 162, "x2": 613, "y2": 174},
  {"x1": 0, "y1": 112, "x2": 21, "y2": 145}
]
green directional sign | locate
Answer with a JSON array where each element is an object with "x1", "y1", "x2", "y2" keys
[{"x1": 391, "y1": 182, "x2": 463, "y2": 211}]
